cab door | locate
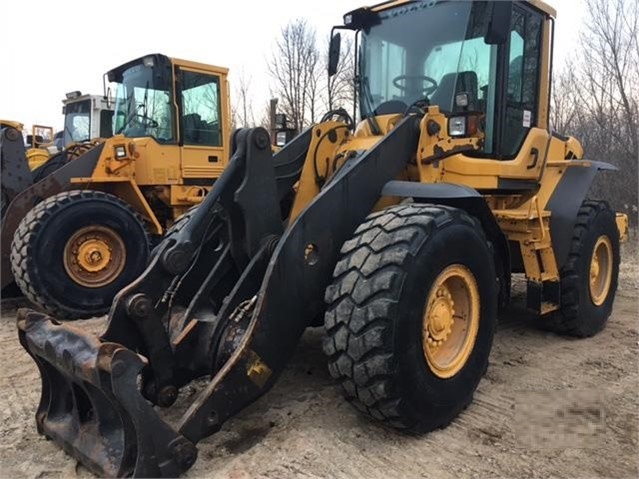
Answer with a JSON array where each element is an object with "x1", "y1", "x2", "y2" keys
[{"x1": 177, "y1": 67, "x2": 228, "y2": 181}]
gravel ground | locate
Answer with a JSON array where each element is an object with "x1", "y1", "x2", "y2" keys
[{"x1": 0, "y1": 241, "x2": 637, "y2": 479}]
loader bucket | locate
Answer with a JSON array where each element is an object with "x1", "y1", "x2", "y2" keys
[{"x1": 17, "y1": 309, "x2": 197, "y2": 478}]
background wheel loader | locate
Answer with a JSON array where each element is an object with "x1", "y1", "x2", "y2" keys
[
  {"x1": 0, "y1": 121, "x2": 59, "y2": 172},
  {"x1": 1, "y1": 90, "x2": 114, "y2": 177},
  {"x1": 17, "y1": 1, "x2": 628, "y2": 476},
  {"x1": 61, "y1": 91, "x2": 115, "y2": 148},
  {"x1": 1, "y1": 53, "x2": 232, "y2": 319}
]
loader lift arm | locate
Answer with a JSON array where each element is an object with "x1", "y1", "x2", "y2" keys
[{"x1": 18, "y1": 119, "x2": 419, "y2": 476}]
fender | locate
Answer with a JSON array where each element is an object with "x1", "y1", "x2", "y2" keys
[
  {"x1": 0, "y1": 142, "x2": 105, "y2": 290},
  {"x1": 546, "y1": 160, "x2": 617, "y2": 268},
  {"x1": 69, "y1": 177, "x2": 163, "y2": 235},
  {"x1": 382, "y1": 180, "x2": 511, "y2": 307}
]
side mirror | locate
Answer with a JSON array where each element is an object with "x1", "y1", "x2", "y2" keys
[
  {"x1": 328, "y1": 32, "x2": 341, "y2": 77},
  {"x1": 105, "y1": 86, "x2": 112, "y2": 108},
  {"x1": 484, "y1": 1, "x2": 512, "y2": 45}
]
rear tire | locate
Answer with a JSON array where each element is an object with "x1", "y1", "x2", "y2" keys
[
  {"x1": 544, "y1": 200, "x2": 620, "y2": 337},
  {"x1": 11, "y1": 190, "x2": 150, "y2": 320},
  {"x1": 324, "y1": 204, "x2": 497, "y2": 432}
]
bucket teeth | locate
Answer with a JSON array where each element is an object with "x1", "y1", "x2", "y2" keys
[{"x1": 17, "y1": 309, "x2": 197, "y2": 478}]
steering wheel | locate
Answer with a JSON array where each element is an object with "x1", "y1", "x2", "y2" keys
[
  {"x1": 133, "y1": 113, "x2": 159, "y2": 128},
  {"x1": 392, "y1": 75, "x2": 438, "y2": 96}
]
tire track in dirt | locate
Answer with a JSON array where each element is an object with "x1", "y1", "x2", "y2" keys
[{"x1": 0, "y1": 257, "x2": 636, "y2": 479}]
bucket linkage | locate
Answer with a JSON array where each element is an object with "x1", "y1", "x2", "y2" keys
[{"x1": 18, "y1": 119, "x2": 418, "y2": 477}]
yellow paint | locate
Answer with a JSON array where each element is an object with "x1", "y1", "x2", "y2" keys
[
  {"x1": 245, "y1": 350, "x2": 272, "y2": 388},
  {"x1": 57, "y1": 56, "x2": 232, "y2": 234},
  {"x1": 616, "y1": 213, "x2": 628, "y2": 243},
  {"x1": 422, "y1": 265, "x2": 480, "y2": 379},
  {"x1": 70, "y1": 175, "x2": 163, "y2": 235},
  {"x1": 26, "y1": 148, "x2": 51, "y2": 170},
  {"x1": 288, "y1": 121, "x2": 354, "y2": 222},
  {"x1": 279, "y1": 0, "x2": 619, "y2": 314},
  {"x1": 589, "y1": 236, "x2": 613, "y2": 306},
  {"x1": 0, "y1": 119, "x2": 23, "y2": 130}
]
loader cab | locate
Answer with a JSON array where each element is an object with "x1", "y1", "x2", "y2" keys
[
  {"x1": 339, "y1": 0, "x2": 553, "y2": 161},
  {"x1": 107, "y1": 54, "x2": 230, "y2": 181},
  {"x1": 62, "y1": 92, "x2": 114, "y2": 147},
  {"x1": 109, "y1": 55, "x2": 176, "y2": 143}
]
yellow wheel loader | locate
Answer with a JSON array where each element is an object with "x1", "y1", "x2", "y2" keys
[
  {"x1": 1, "y1": 54, "x2": 231, "y2": 319},
  {"x1": 18, "y1": 1, "x2": 628, "y2": 476}
]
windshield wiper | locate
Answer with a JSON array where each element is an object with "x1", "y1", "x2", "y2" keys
[{"x1": 117, "y1": 81, "x2": 150, "y2": 134}]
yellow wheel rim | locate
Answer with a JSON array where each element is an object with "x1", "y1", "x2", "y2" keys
[
  {"x1": 63, "y1": 226, "x2": 126, "y2": 288},
  {"x1": 589, "y1": 236, "x2": 613, "y2": 306},
  {"x1": 422, "y1": 265, "x2": 480, "y2": 379}
]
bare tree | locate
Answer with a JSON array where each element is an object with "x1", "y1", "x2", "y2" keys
[
  {"x1": 268, "y1": 19, "x2": 320, "y2": 131},
  {"x1": 552, "y1": 0, "x2": 638, "y2": 223},
  {"x1": 232, "y1": 68, "x2": 256, "y2": 128},
  {"x1": 579, "y1": 0, "x2": 638, "y2": 160},
  {"x1": 550, "y1": 64, "x2": 580, "y2": 133},
  {"x1": 257, "y1": 100, "x2": 273, "y2": 130},
  {"x1": 306, "y1": 57, "x2": 322, "y2": 125}
]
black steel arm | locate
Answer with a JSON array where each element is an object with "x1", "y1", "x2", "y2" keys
[{"x1": 177, "y1": 116, "x2": 421, "y2": 441}]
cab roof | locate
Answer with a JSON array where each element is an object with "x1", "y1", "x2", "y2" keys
[{"x1": 369, "y1": 0, "x2": 556, "y2": 18}]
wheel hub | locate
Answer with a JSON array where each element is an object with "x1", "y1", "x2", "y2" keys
[
  {"x1": 426, "y1": 287, "x2": 455, "y2": 346},
  {"x1": 422, "y1": 265, "x2": 480, "y2": 379},
  {"x1": 77, "y1": 238, "x2": 111, "y2": 272},
  {"x1": 589, "y1": 235, "x2": 613, "y2": 306},
  {"x1": 63, "y1": 226, "x2": 126, "y2": 288}
]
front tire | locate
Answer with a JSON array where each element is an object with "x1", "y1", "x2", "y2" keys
[
  {"x1": 324, "y1": 204, "x2": 497, "y2": 432},
  {"x1": 10, "y1": 190, "x2": 150, "y2": 320},
  {"x1": 544, "y1": 200, "x2": 620, "y2": 337}
]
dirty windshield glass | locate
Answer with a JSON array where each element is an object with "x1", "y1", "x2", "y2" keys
[
  {"x1": 360, "y1": 1, "x2": 492, "y2": 117},
  {"x1": 63, "y1": 99, "x2": 91, "y2": 145},
  {"x1": 113, "y1": 63, "x2": 175, "y2": 142}
]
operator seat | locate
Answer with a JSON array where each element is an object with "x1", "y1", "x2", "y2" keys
[
  {"x1": 374, "y1": 100, "x2": 409, "y2": 116},
  {"x1": 183, "y1": 113, "x2": 203, "y2": 143}
]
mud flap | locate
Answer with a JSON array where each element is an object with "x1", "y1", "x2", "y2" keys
[{"x1": 17, "y1": 309, "x2": 197, "y2": 478}]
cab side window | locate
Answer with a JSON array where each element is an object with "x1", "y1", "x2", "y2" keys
[
  {"x1": 181, "y1": 71, "x2": 222, "y2": 146},
  {"x1": 501, "y1": 7, "x2": 542, "y2": 157}
]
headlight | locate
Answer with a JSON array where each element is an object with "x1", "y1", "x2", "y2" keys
[
  {"x1": 455, "y1": 93, "x2": 469, "y2": 108},
  {"x1": 448, "y1": 117, "x2": 466, "y2": 137},
  {"x1": 114, "y1": 145, "x2": 127, "y2": 159}
]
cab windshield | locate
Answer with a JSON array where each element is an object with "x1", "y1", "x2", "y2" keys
[
  {"x1": 63, "y1": 99, "x2": 91, "y2": 145},
  {"x1": 112, "y1": 62, "x2": 175, "y2": 142},
  {"x1": 360, "y1": 1, "x2": 493, "y2": 117}
]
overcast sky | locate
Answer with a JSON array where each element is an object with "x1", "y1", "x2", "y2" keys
[{"x1": 1, "y1": 0, "x2": 585, "y2": 131}]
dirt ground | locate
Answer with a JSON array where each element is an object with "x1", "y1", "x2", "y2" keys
[{"x1": 1, "y1": 243, "x2": 637, "y2": 479}]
